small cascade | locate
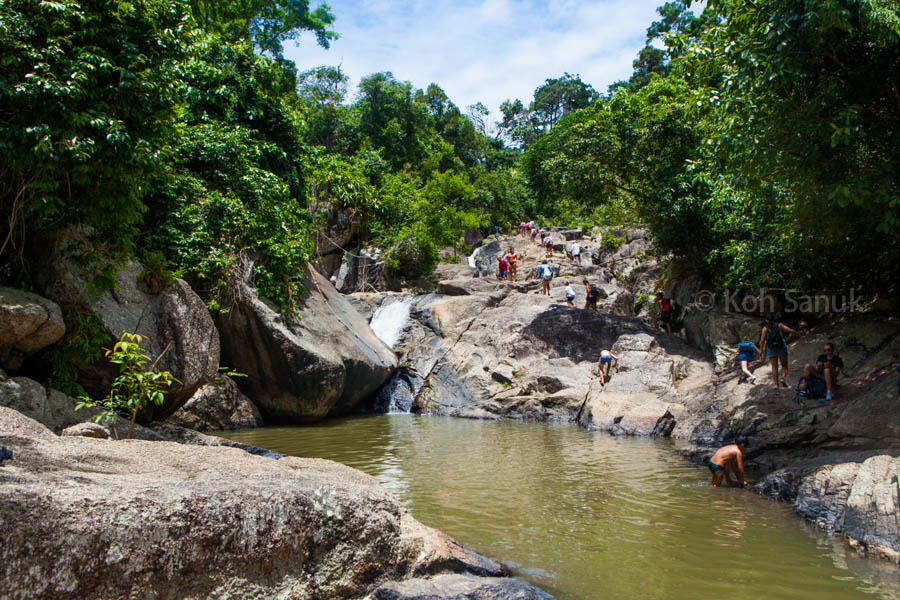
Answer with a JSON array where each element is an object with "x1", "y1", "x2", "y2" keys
[
  {"x1": 373, "y1": 367, "x2": 424, "y2": 413},
  {"x1": 466, "y1": 241, "x2": 501, "y2": 277},
  {"x1": 369, "y1": 296, "x2": 413, "y2": 349}
]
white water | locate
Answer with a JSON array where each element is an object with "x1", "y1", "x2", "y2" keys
[
  {"x1": 370, "y1": 297, "x2": 413, "y2": 349},
  {"x1": 466, "y1": 246, "x2": 481, "y2": 269}
]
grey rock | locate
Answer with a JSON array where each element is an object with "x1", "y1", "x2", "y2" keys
[
  {"x1": 61, "y1": 422, "x2": 110, "y2": 439},
  {"x1": 0, "y1": 287, "x2": 65, "y2": 370},
  {"x1": 216, "y1": 259, "x2": 397, "y2": 422},
  {"x1": 168, "y1": 374, "x2": 263, "y2": 431},
  {"x1": 369, "y1": 573, "x2": 554, "y2": 600}
]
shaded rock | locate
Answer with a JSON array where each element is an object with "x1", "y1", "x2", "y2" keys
[
  {"x1": 216, "y1": 259, "x2": 397, "y2": 422},
  {"x1": 0, "y1": 375, "x2": 87, "y2": 433},
  {"x1": 60, "y1": 422, "x2": 109, "y2": 439},
  {"x1": 168, "y1": 374, "x2": 263, "y2": 432},
  {"x1": 0, "y1": 422, "x2": 535, "y2": 599},
  {"x1": 0, "y1": 287, "x2": 65, "y2": 370},
  {"x1": 794, "y1": 462, "x2": 861, "y2": 530},
  {"x1": 369, "y1": 573, "x2": 553, "y2": 600},
  {"x1": 0, "y1": 405, "x2": 55, "y2": 439}
]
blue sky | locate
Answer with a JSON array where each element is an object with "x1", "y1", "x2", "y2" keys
[{"x1": 286, "y1": 0, "x2": 680, "y2": 125}]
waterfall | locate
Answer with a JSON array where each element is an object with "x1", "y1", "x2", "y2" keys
[{"x1": 370, "y1": 296, "x2": 413, "y2": 350}]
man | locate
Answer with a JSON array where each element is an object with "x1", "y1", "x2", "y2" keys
[
  {"x1": 538, "y1": 259, "x2": 553, "y2": 295},
  {"x1": 597, "y1": 349, "x2": 618, "y2": 385},
  {"x1": 801, "y1": 342, "x2": 843, "y2": 402},
  {"x1": 653, "y1": 292, "x2": 675, "y2": 338},
  {"x1": 506, "y1": 247, "x2": 518, "y2": 282},
  {"x1": 571, "y1": 241, "x2": 581, "y2": 265},
  {"x1": 583, "y1": 279, "x2": 599, "y2": 311},
  {"x1": 706, "y1": 436, "x2": 749, "y2": 488}
]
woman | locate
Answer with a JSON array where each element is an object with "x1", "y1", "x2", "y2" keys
[{"x1": 759, "y1": 316, "x2": 803, "y2": 387}]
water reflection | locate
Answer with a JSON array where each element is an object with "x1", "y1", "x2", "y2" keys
[{"x1": 217, "y1": 415, "x2": 900, "y2": 600}]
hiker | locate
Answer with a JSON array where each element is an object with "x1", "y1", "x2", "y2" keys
[
  {"x1": 538, "y1": 259, "x2": 553, "y2": 295},
  {"x1": 597, "y1": 349, "x2": 619, "y2": 385},
  {"x1": 706, "y1": 436, "x2": 749, "y2": 488},
  {"x1": 564, "y1": 283, "x2": 576, "y2": 307},
  {"x1": 530, "y1": 227, "x2": 538, "y2": 244},
  {"x1": 653, "y1": 292, "x2": 675, "y2": 338},
  {"x1": 801, "y1": 342, "x2": 843, "y2": 402},
  {"x1": 544, "y1": 234, "x2": 553, "y2": 256},
  {"x1": 759, "y1": 316, "x2": 803, "y2": 388},
  {"x1": 539, "y1": 228, "x2": 547, "y2": 246},
  {"x1": 497, "y1": 255, "x2": 509, "y2": 281},
  {"x1": 571, "y1": 241, "x2": 582, "y2": 265},
  {"x1": 506, "y1": 221, "x2": 512, "y2": 237},
  {"x1": 494, "y1": 225, "x2": 502, "y2": 239},
  {"x1": 737, "y1": 337, "x2": 759, "y2": 384},
  {"x1": 506, "y1": 247, "x2": 518, "y2": 282},
  {"x1": 583, "y1": 278, "x2": 599, "y2": 311}
]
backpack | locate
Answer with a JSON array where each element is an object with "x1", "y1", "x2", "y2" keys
[
  {"x1": 588, "y1": 284, "x2": 599, "y2": 299},
  {"x1": 796, "y1": 375, "x2": 826, "y2": 402},
  {"x1": 540, "y1": 265, "x2": 553, "y2": 280},
  {"x1": 765, "y1": 321, "x2": 786, "y2": 350},
  {"x1": 661, "y1": 298, "x2": 673, "y2": 314},
  {"x1": 737, "y1": 341, "x2": 755, "y2": 354}
]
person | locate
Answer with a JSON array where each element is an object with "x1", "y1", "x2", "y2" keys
[
  {"x1": 497, "y1": 255, "x2": 509, "y2": 281},
  {"x1": 564, "y1": 283, "x2": 576, "y2": 307},
  {"x1": 538, "y1": 259, "x2": 553, "y2": 295},
  {"x1": 506, "y1": 247, "x2": 518, "y2": 282},
  {"x1": 571, "y1": 241, "x2": 582, "y2": 265},
  {"x1": 653, "y1": 292, "x2": 675, "y2": 338},
  {"x1": 539, "y1": 228, "x2": 547, "y2": 246},
  {"x1": 530, "y1": 226, "x2": 538, "y2": 244},
  {"x1": 801, "y1": 342, "x2": 843, "y2": 402},
  {"x1": 759, "y1": 316, "x2": 803, "y2": 388},
  {"x1": 597, "y1": 349, "x2": 619, "y2": 385},
  {"x1": 737, "y1": 337, "x2": 759, "y2": 384},
  {"x1": 494, "y1": 225, "x2": 501, "y2": 239},
  {"x1": 706, "y1": 436, "x2": 749, "y2": 488},
  {"x1": 544, "y1": 234, "x2": 553, "y2": 257},
  {"x1": 583, "y1": 278, "x2": 599, "y2": 311},
  {"x1": 506, "y1": 221, "x2": 512, "y2": 237}
]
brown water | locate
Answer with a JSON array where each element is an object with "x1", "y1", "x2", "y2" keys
[{"x1": 217, "y1": 415, "x2": 900, "y2": 600}]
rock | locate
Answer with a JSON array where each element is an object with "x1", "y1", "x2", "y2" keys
[
  {"x1": 558, "y1": 228, "x2": 582, "y2": 241},
  {"x1": 0, "y1": 375, "x2": 86, "y2": 433},
  {"x1": 0, "y1": 421, "x2": 537, "y2": 599},
  {"x1": 216, "y1": 259, "x2": 397, "y2": 422},
  {"x1": 842, "y1": 456, "x2": 900, "y2": 563},
  {"x1": 61, "y1": 422, "x2": 110, "y2": 439},
  {"x1": 464, "y1": 227, "x2": 486, "y2": 248},
  {"x1": 794, "y1": 462, "x2": 862, "y2": 530},
  {"x1": 0, "y1": 287, "x2": 65, "y2": 370},
  {"x1": 31, "y1": 228, "x2": 220, "y2": 420},
  {"x1": 168, "y1": 374, "x2": 263, "y2": 431},
  {"x1": 368, "y1": 573, "x2": 553, "y2": 600},
  {"x1": 0, "y1": 405, "x2": 55, "y2": 438}
]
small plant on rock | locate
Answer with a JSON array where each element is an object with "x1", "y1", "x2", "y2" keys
[{"x1": 76, "y1": 332, "x2": 179, "y2": 439}]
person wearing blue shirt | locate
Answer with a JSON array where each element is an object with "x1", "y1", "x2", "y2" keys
[
  {"x1": 737, "y1": 337, "x2": 759, "y2": 384},
  {"x1": 537, "y1": 259, "x2": 553, "y2": 295}
]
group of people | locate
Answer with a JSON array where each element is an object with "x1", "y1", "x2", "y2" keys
[{"x1": 496, "y1": 247, "x2": 519, "y2": 282}]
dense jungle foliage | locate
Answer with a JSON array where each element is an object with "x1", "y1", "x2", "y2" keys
[{"x1": 1, "y1": 0, "x2": 898, "y2": 306}]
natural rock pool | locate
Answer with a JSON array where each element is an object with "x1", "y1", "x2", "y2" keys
[{"x1": 218, "y1": 415, "x2": 900, "y2": 600}]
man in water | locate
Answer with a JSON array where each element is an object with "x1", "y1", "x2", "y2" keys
[{"x1": 706, "y1": 436, "x2": 749, "y2": 488}]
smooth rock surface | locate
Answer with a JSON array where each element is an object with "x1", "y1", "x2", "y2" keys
[
  {"x1": 168, "y1": 374, "x2": 263, "y2": 431},
  {"x1": 0, "y1": 287, "x2": 65, "y2": 370}
]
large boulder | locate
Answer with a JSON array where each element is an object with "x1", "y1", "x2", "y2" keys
[
  {"x1": 0, "y1": 409, "x2": 540, "y2": 599},
  {"x1": 216, "y1": 259, "x2": 397, "y2": 422},
  {"x1": 31, "y1": 228, "x2": 220, "y2": 420},
  {"x1": 0, "y1": 287, "x2": 65, "y2": 370},
  {"x1": 168, "y1": 374, "x2": 264, "y2": 431}
]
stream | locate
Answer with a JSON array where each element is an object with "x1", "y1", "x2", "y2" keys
[{"x1": 217, "y1": 415, "x2": 900, "y2": 600}]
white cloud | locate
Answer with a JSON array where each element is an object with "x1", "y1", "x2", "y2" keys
[{"x1": 286, "y1": 0, "x2": 673, "y2": 120}]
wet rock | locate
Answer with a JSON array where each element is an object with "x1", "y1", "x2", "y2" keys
[
  {"x1": 168, "y1": 374, "x2": 263, "y2": 431},
  {"x1": 0, "y1": 287, "x2": 65, "y2": 370},
  {"x1": 216, "y1": 259, "x2": 397, "y2": 422},
  {"x1": 369, "y1": 573, "x2": 554, "y2": 600},
  {"x1": 61, "y1": 422, "x2": 110, "y2": 439}
]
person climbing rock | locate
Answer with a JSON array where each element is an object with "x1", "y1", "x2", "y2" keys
[
  {"x1": 653, "y1": 292, "x2": 675, "y2": 338},
  {"x1": 506, "y1": 247, "x2": 518, "y2": 282},
  {"x1": 497, "y1": 255, "x2": 509, "y2": 281},
  {"x1": 759, "y1": 316, "x2": 803, "y2": 388},
  {"x1": 583, "y1": 279, "x2": 599, "y2": 311},
  {"x1": 538, "y1": 259, "x2": 553, "y2": 295},
  {"x1": 706, "y1": 436, "x2": 749, "y2": 488},
  {"x1": 544, "y1": 234, "x2": 553, "y2": 257},
  {"x1": 597, "y1": 349, "x2": 618, "y2": 385},
  {"x1": 564, "y1": 283, "x2": 576, "y2": 307},
  {"x1": 737, "y1": 337, "x2": 759, "y2": 384},
  {"x1": 571, "y1": 241, "x2": 582, "y2": 265}
]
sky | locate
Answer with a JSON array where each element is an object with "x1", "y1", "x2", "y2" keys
[{"x1": 285, "y1": 0, "x2": 680, "y2": 122}]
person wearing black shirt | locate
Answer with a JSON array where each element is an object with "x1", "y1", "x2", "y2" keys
[{"x1": 802, "y1": 342, "x2": 843, "y2": 402}]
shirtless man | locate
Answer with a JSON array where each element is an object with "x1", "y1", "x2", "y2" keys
[
  {"x1": 506, "y1": 247, "x2": 518, "y2": 282},
  {"x1": 706, "y1": 436, "x2": 749, "y2": 488},
  {"x1": 597, "y1": 349, "x2": 618, "y2": 385}
]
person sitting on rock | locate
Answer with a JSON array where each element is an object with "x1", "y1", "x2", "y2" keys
[
  {"x1": 571, "y1": 241, "x2": 582, "y2": 265},
  {"x1": 653, "y1": 292, "x2": 675, "y2": 338},
  {"x1": 737, "y1": 337, "x2": 759, "y2": 384},
  {"x1": 759, "y1": 316, "x2": 803, "y2": 388},
  {"x1": 583, "y1": 279, "x2": 599, "y2": 311},
  {"x1": 706, "y1": 436, "x2": 749, "y2": 488},
  {"x1": 544, "y1": 234, "x2": 553, "y2": 257},
  {"x1": 538, "y1": 259, "x2": 553, "y2": 295},
  {"x1": 598, "y1": 349, "x2": 618, "y2": 385},
  {"x1": 564, "y1": 283, "x2": 576, "y2": 307},
  {"x1": 497, "y1": 255, "x2": 509, "y2": 281},
  {"x1": 801, "y1": 342, "x2": 843, "y2": 402},
  {"x1": 506, "y1": 248, "x2": 518, "y2": 282}
]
